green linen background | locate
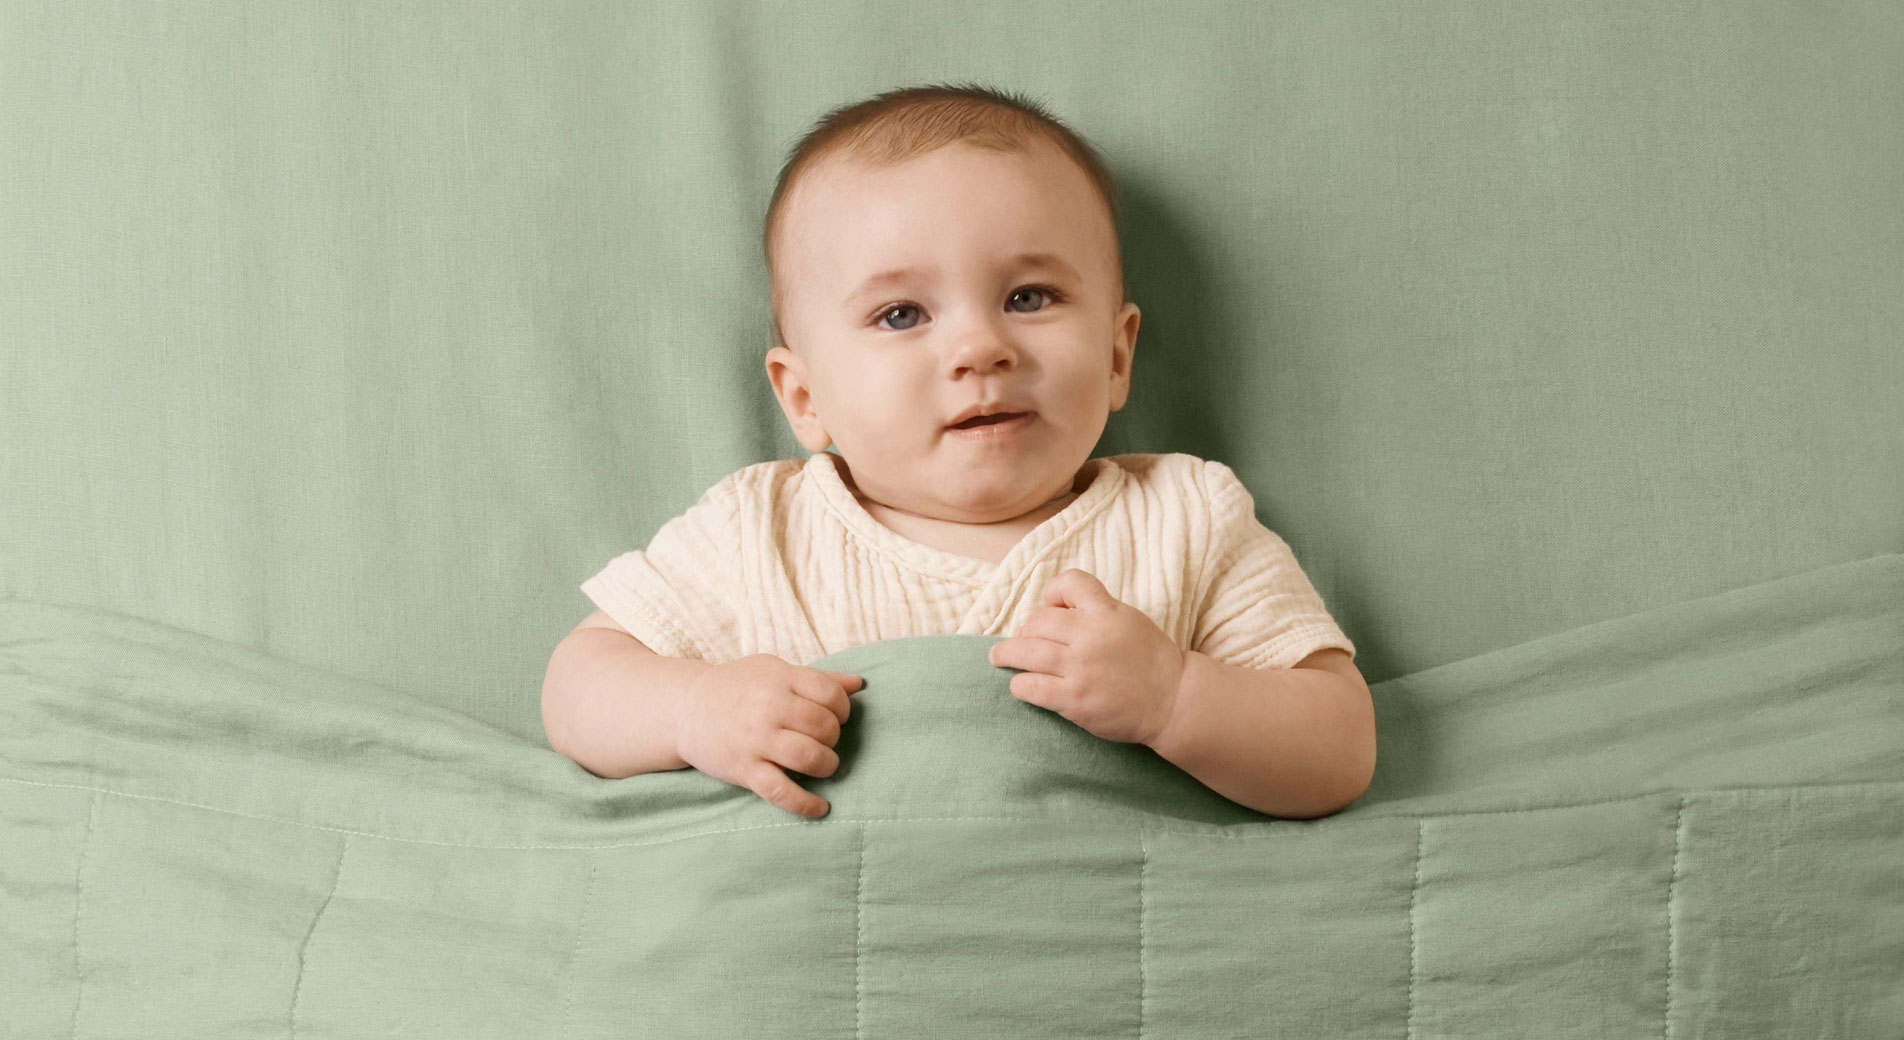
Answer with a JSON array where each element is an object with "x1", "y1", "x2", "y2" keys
[{"x1": 3, "y1": 0, "x2": 1899, "y2": 739}]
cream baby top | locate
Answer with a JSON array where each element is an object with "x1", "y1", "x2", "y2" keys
[{"x1": 580, "y1": 451, "x2": 1355, "y2": 672}]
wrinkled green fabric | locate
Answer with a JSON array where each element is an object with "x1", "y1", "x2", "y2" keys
[
  {"x1": 5, "y1": 1, "x2": 1901, "y2": 1034},
  {"x1": 3, "y1": 554, "x2": 1899, "y2": 1036}
]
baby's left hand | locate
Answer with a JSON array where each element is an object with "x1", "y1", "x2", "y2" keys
[{"x1": 988, "y1": 568, "x2": 1187, "y2": 746}]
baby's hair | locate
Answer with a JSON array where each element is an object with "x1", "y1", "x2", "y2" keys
[{"x1": 762, "y1": 81, "x2": 1127, "y2": 353}]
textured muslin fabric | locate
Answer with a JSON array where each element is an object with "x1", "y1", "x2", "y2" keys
[{"x1": 581, "y1": 451, "x2": 1356, "y2": 672}]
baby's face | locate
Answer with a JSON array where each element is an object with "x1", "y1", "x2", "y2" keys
[{"x1": 766, "y1": 140, "x2": 1141, "y2": 527}]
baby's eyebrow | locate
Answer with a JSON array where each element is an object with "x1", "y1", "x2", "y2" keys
[
  {"x1": 845, "y1": 267, "x2": 927, "y2": 306},
  {"x1": 844, "y1": 252, "x2": 1081, "y2": 307}
]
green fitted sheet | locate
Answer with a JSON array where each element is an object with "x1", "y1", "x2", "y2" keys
[
  {"x1": 2, "y1": 553, "x2": 1900, "y2": 1036},
  {"x1": 7, "y1": 1, "x2": 1902, "y2": 735}
]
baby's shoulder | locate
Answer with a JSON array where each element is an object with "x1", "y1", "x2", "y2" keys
[
  {"x1": 723, "y1": 456, "x2": 805, "y2": 491},
  {"x1": 684, "y1": 457, "x2": 804, "y2": 506},
  {"x1": 1101, "y1": 451, "x2": 1233, "y2": 499},
  {"x1": 647, "y1": 459, "x2": 802, "y2": 541}
]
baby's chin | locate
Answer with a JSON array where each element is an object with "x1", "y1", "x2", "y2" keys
[
  {"x1": 918, "y1": 471, "x2": 1072, "y2": 521},
  {"x1": 842, "y1": 443, "x2": 1078, "y2": 516}
]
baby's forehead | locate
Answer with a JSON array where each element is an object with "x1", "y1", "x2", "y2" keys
[
  {"x1": 799, "y1": 143, "x2": 1085, "y2": 212},
  {"x1": 781, "y1": 151, "x2": 1112, "y2": 277},
  {"x1": 786, "y1": 240, "x2": 1106, "y2": 302}
]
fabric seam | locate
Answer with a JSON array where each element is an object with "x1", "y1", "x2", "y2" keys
[
  {"x1": 288, "y1": 833, "x2": 347, "y2": 1036},
  {"x1": 67, "y1": 791, "x2": 97, "y2": 1038},
  {"x1": 582, "y1": 574, "x2": 710, "y2": 661},
  {"x1": 1408, "y1": 818, "x2": 1424, "y2": 1040},
  {"x1": 557, "y1": 850, "x2": 599, "y2": 1033},
  {"x1": 1666, "y1": 795, "x2": 1686, "y2": 1039},
  {"x1": 1239, "y1": 621, "x2": 1355, "y2": 671}
]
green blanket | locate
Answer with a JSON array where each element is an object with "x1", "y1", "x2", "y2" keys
[{"x1": 3, "y1": 554, "x2": 1900, "y2": 1036}]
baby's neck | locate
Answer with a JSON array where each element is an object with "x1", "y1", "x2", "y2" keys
[
  {"x1": 846, "y1": 464, "x2": 1092, "y2": 566},
  {"x1": 862, "y1": 492, "x2": 1078, "y2": 566}
]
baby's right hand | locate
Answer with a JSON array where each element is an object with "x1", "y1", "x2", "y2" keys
[{"x1": 675, "y1": 653, "x2": 863, "y2": 818}]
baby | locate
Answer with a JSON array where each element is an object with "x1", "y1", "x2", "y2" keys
[{"x1": 542, "y1": 83, "x2": 1374, "y2": 822}]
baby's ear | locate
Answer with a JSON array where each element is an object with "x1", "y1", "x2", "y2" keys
[
  {"x1": 763, "y1": 347, "x2": 832, "y2": 452},
  {"x1": 763, "y1": 345, "x2": 799, "y2": 403},
  {"x1": 1108, "y1": 301, "x2": 1140, "y2": 409}
]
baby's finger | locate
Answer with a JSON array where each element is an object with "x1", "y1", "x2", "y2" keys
[
  {"x1": 783, "y1": 695, "x2": 843, "y2": 747},
  {"x1": 779, "y1": 731, "x2": 841, "y2": 778},
  {"x1": 748, "y1": 760, "x2": 827, "y2": 818},
  {"x1": 797, "y1": 672, "x2": 859, "y2": 724},
  {"x1": 823, "y1": 671, "x2": 864, "y2": 693},
  {"x1": 765, "y1": 728, "x2": 838, "y2": 779}
]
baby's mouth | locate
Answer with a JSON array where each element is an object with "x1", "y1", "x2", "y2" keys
[{"x1": 950, "y1": 411, "x2": 1031, "y2": 430}]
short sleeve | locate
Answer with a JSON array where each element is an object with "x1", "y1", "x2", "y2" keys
[
  {"x1": 578, "y1": 476, "x2": 744, "y2": 663},
  {"x1": 1190, "y1": 460, "x2": 1356, "y2": 671}
]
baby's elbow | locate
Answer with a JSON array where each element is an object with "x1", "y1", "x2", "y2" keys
[
  {"x1": 1332, "y1": 772, "x2": 1373, "y2": 816},
  {"x1": 540, "y1": 637, "x2": 589, "y2": 757},
  {"x1": 1315, "y1": 727, "x2": 1377, "y2": 818},
  {"x1": 1340, "y1": 690, "x2": 1378, "y2": 808}
]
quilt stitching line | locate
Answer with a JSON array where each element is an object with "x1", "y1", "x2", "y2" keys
[
  {"x1": 1138, "y1": 823, "x2": 1148, "y2": 1040},
  {"x1": 558, "y1": 851, "x2": 599, "y2": 1035},
  {"x1": 66, "y1": 791, "x2": 96, "y2": 1039},
  {"x1": 1408, "y1": 818, "x2": 1423, "y2": 1040},
  {"x1": 1666, "y1": 795, "x2": 1686, "y2": 1040},
  {"x1": 289, "y1": 834, "x2": 347, "y2": 1037},
  {"x1": 855, "y1": 823, "x2": 866, "y2": 1040},
  {"x1": 4, "y1": 773, "x2": 1901, "y2": 851}
]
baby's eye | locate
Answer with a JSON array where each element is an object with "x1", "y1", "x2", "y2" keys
[
  {"x1": 1007, "y1": 285, "x2": 1065, "y2": 313},
  {"x1": 871, "y1": 285, "x2": 1066, "y2": 331},
  {"x1": 875, "y1": 303, "x2": 924, "y2": 332}
]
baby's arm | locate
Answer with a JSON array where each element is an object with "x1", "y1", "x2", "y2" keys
[
  {"x1": 1150, "y1": 647, "x2": 1375, "y2": 819},
  {"x1": 541, "y1": 610, "x2": 707, "y2": 778},
  {"x1": 542, "y1": 609, "x2": 865, "y2": 817}
]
